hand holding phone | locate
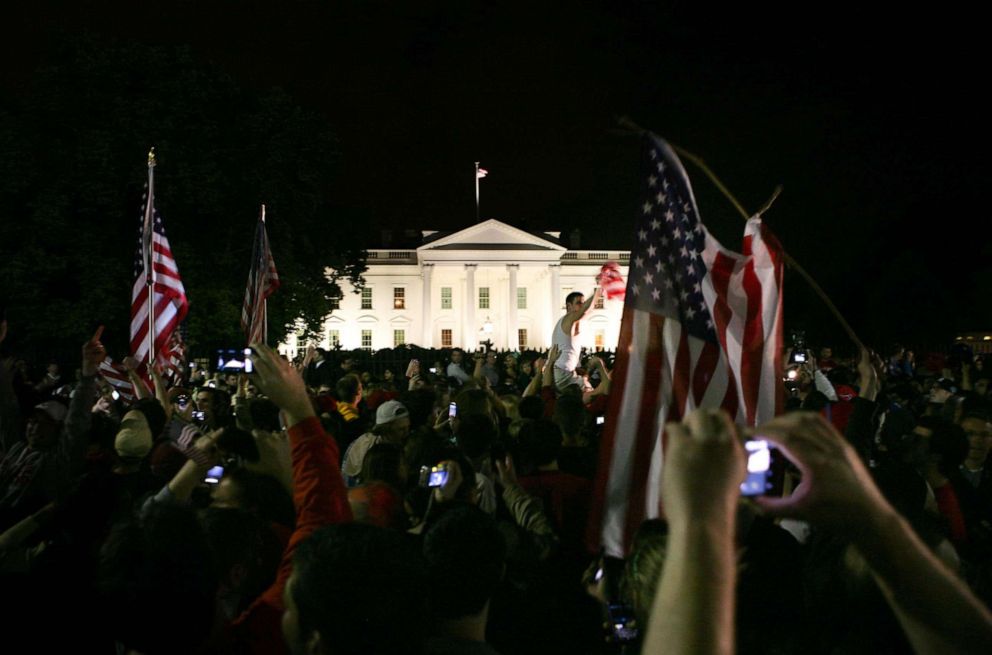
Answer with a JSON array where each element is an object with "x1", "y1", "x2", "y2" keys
[{"x1": 739, "y1": 439, "x2": 773, "y2": 496}]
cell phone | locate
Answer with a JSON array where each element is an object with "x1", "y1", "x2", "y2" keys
[
  {"x1": 192, "y1": 410, "x2": 206, "y2": 423},
  {"x1": 111, "y1": 390, "x2": 120, "y2": 401},
  {"x1": 207, "y1": 380, "x2": 217, "y2": 388},
  {"x1": 740, "y1": 439, "x2": 773, "y2": 496},
  {"x1": 794, "y1": 352, "x2": 807, "y2": 363},
  {"x1": 429, "y1": 367, "x2": 438, "y2": 374},
  {"x1": 596, "y1": 415, "x2": 605, "y2": 425},
  {"x1": 448, "y1": 402, "x2": 457, "y2": 418},
  {"x1": 606, "y1": 603, "x2": 639, "y2": 643},
  {"x1": 216, "y1": 348, "x2": 254, "y2": 374},
  {"x1": 418, "y1": 464, "x2": 449, "y2": 488},
  {"x1": 204, "y1": 465, "x2": 224, "y2": 485}
]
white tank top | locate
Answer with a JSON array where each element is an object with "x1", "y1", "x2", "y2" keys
[{"x1": 553, "y1": 316, "x2": 580, "y2": 372}]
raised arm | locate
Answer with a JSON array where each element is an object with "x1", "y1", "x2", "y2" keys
[
  {"x1": 561, "y1": 287, "x2": 602, "y2": 334},
  {"x1": 758, "y1": 412, "x2": 992, "y2": 655},
  {"x1": 643, "y1": 409, "x2": 743, "y2": 655}
]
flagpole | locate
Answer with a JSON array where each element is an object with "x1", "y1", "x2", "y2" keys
[
  {"x1": 474, "y1": 162, "x2": 480, "y2": 223},
  {"x1": 261, "y1": 204, "x2": 268, "y2": 346},
  {"x1": 616, "y1": 116, "x2": 865, "y2": 352},
  {"x1": 144, "y1": 148, "x2": 157, "y2": 367}
]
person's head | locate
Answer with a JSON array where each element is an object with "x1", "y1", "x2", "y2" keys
[
  {"x1": 553, "y1": 394, "x2": 586, "y2": 441},
  {"x1": 485, "y1": 351, "x2": 497, "y2": 366},
  {"x1": 169, "y1": 387, "x2": 194, "y2": 422},
  {"x1": 819, "y1": 346, "x2": 833, "y2": 360},
  {"x1": 371, "y1": 400, "x2": 411, "y2": 444},
  {"x1": 518, "y1": 395, "x2": 544, "y2": 421},
  {"x1": 195, "y1": 387, "x2": 231, "y2": 428},
  {"x1": 340, "y1": 357, "x2": 355, "y2": 372},
  {"x1": 503, "y1": 354, "x2": 517, "y2": 369},
  {"x1": 284, "y1": 523, "x2": 427, "y2": 655},
  {"x1": 456, "y1": 413, "x2": 497, "y2": 461},
  {"x1": 114, "y1": 408, "x2": 155, "y2": 465},
  {"x1": 915, "y1": 416, "x2": 969, "y2": 477},
  {"x1": 621, "y1": 519, "x2": 669, "y2": 628},
  {"x1": 450, "y1": 348, "x2": 464, "y2": 364},
  {"x1": 565, "y1": 291, "x2": 585, "y2": 314},
  {"x1": 129, "y1": 397, "x2": 167, "y2": 441},
  {"x1": 360, "y1": 442, "x2": 408, "y2": 489},
  {"x1": 975, "y1": 376, "x2": 991, "y2": 398},
  {"x1": 383, "y1": 368, "x2": 395, "y2": 382},
  {"x1": 335, "y1": 373, "x2": 362, "y2": 406},
  {"x1": 199, "y1": 506, "x2": 273, "y2": 617},
  {"x1": 518, "y1": 418, "x2": 563, "y2": 468},
  {"x1": 451, "y1": 388, "x2": 495, "y2": 435},
  {"x1": 26, "y1": 400, "x2": 66, "y2": 448},
  {"x1": 499, "y1": 394, "x2": 521, "y2": 422},
  {"x1": 929, "y1": 378, "x2": 958, "y2": 405},
  {"x1": 211, "y1": 468, "x2": 295, "y2": 528},
  {"x1": 520, "y1": 358, "x2": 534, "y2": 377},
  {"x1": 960, "y1": 411, "x2": 992, "y2": 467},
  {"x1": 423, "y1": 505, "x2": 505, "y2": 622}
]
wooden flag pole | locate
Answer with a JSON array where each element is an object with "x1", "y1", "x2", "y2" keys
[
  {"x1": 616, "y1": 116, "x2": 865, "y2": 352},
  {"x1": 144, "y1": 148, "x2": 157, "y2": 367},
  {"x1": 261, "y1": 204, "x2": 268, "y2": 346}
]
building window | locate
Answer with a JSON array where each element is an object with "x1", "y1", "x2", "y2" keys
[
  {"x1": 518, "y1": 329, "x2": 528, "y2": 349},
  {"x1": 329, "y1": 330, "x2": 340, "y2": 347},
  {"x1": 329, "y1": 292, "x2": 341, "y2": 310},
  {"x1": 517, "y1": 287, "x2": 527, "y2": 309},
  {"x1": 479, "y1": 287, "x2": 490, "y2": 309},
  {"x1": 595, "y1": 294, "x2": 604, "y2": 309},
  {"x1": 361, "y1": 287, "x2": 373, "y2": 310},
  {"x1": 441, "y1": 329, "x2": 453, "y2": 347},
  {"x1": 595, "y1": 329, "x2": 605, "y2": 352},
  {"x1": 361, "y1": 330, "x2": 373, "y2": 350},
  {"x1": 393, "y1": 329, "x2": 405, "y2": 347},
  {"x1": 393, "y1": 287, "x2": 405, "y2": 310},
  {"x1": 441, "y1": 287, "x2": 452, "y2": 309}
]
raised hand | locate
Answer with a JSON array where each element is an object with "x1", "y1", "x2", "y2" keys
[
  {"x1": 249, "y1": 343, "x2": 315, "y2": 427},
  {"x1": 82, "y1": 325, "x2": 107, "y2": 377}
]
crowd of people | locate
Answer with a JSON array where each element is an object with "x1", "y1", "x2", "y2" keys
[{"x1": 1, "y1": 308, "x2": 992, "y2": 653}]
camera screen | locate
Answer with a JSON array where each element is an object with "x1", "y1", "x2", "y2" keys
[
  {"x1": 794, "y1": 352, "x2": 806, "y2": 363},
  {"x1": 448, "y1": 402, "x2": 457, "y2": 418},
  {"x1": 204, "y1": 465, "x2": 224, "y2": 485},
  {"x1": 596, "y1": 416, "x2": 605, "y2": 425},
  {"x1": 740, "y1": 439, "x2": 772, "y2": 496},
  {"x1": 216, "y1": 348, "x2": 254, "y2": 373},
  {"x1": 428, "y1": 467, "x2": 449, "y2": 487}
]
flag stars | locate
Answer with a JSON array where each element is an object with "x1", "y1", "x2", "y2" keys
[
  {"x1": 665, "y1": 210, "x2": 675, "y2": 223},
  {"x1": 642, "y1": 201, "x2": 653, "y2": 214},
  {"x1": 686, "y1": 307, "x2": 696, "y2": 319},
  {"x1": 656, "y1": 192, "x2": 666, "y2": 204},
  {"x1": 643, "y1": 271, "x2": 654, "y2": 285},
  {"x1": 634, "y1": 256, "x2": 644, "y2": 268},
  {"x1": 650, "y1": 218, "x2": 661, "y2": 230},
  {"x1": 647, "y1": 245, "x2": 657, "y2": 258},
  {"x1": 651, "y1": 288, "x2": 661, "y2": 301},
  {"x1": 648, "y1": 174, "x2": 658, "y2": 187},
  {"x1": 639, "y1": 229, "x2": 648, "y2": 241}
]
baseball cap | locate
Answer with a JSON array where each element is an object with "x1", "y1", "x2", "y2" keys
[
  {"x1": 935, "y1": 378, "x2": 959, "y2": 394},
  {"x1": 375, "y1": 400, "x2": 409, "y2": 427},
  {"x1": 115, "y1": 409, "x2": 153, "y2": 459},
  {"x1": 33, "y1": 400, "x2": 68, "y2": 423}
]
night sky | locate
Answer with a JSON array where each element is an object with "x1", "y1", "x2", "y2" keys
[{"x1": 3, "y1": 2, "x2": 988, "y2": 349}]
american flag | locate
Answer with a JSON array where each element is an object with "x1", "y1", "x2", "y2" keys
[
  {"x1": 588, "y1": 134, "x2": 784, "y2": 557},
  {"x1": 98, "y1": 357, "x2": 137, "y2": 403},
  {"x1": 130, "y1": 175, "x2": 189, "y2": 371},
  {"x1": 241, "y1": 207, "x2": 280, "y2": 345}
]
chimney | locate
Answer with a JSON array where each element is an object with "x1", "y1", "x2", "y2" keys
[
  {"x1": 569, "y1": 228, "x2": 581, "y2": 249},
  {"x1": 380, "y1": 229, "x2": 393, "y2": 248}
]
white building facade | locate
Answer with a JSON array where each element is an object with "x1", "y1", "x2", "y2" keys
[{"x1": 281, "y1": 220, "x2": 630, "y2": 357}]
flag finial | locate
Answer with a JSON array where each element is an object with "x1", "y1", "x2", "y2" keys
[{"x1": 147, "y1": 148, "x2": 156, "y2": 168}]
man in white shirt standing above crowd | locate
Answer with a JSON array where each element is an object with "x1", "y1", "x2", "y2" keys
[{"x1": 552, "y1": 286, "x2": 602, "y2": 392}]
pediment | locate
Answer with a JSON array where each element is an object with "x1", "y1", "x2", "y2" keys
[{"x1": 418, "y1": 219, "x2": 566, "y2": 252}]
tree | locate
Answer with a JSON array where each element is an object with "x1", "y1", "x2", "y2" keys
[{"x1": 0, "y1": 32, "x2": 365, "y2": 361}]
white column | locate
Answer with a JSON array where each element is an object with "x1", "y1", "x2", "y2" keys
[
  {"x1": 548, "y1": 263, "x2": 561, "y2": 347},
  {"x1": 420, "y1": 263, "x2": 433, "y2": 347},
  {"x1": 507, "y1": 264, "x2": 518, "y2": 351},
  {"x1": 464, "y1": 264, "x2": 477, "y2": 350}
]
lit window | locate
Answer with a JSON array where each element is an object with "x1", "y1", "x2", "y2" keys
[
  {"x1": 479, "y1": 287, "x2": 490, "y2": 309},
  {"x1": 517, "y1": 287, "x2": 527, "y2": 309},
  {"x1": 518, "y1": 329, "x2": 528, "y2": 349},
  {"x1": 329, "y1": 330, "x2": 340, "y2": 347},
  {"x1": 595, "y1": 294, "x2": 604, "y2": 309},
  {"x1": 393, "y1": 329, "x2": 405, "y2": 347},
  {"x1": 393, "y1": 287, "x2": 405, "y2": 310},
  {"x1": 441, "y1": 287, "x2": 452, "y2": 309},
  {"x1": 361, "y1": 330, "x2": 372, "y2": 350},
  {"x1": 361, "y1": 287, "x2": 373, "y2": 310},
  {"x1": 441, "y1": 329, "x2": 453, "y2": 347},
  {"x1": 595, "y1": 330, "x2": 605, "y2": 352}
]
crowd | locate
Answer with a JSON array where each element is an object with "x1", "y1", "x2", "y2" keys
[{"x1": 1, "y1": 311, "x2": 992, "y2": 653}]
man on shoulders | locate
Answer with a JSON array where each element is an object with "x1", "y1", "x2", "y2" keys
[{"x1": 552, "y1": 287, "x2": 601, "y2": 392}]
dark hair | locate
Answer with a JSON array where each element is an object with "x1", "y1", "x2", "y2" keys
[
  {"x1": 423, "y1": 504, "x2": 506, "y2": 619},
  {"x1": 336, "y1": 373, "x2": 361, "y2": 403},
  {"x1": 553, "y1": 394, "x2": 586, "y2": 438},
  {"x1": 99, "y1": 504, "x2": 217, "y2": 653},
  {"x1": 519, "y1": 418, "x2": 563, "y2": 467},
  {"x1": 518, "y1": 395, "x2": 545, "y2": 421},
  {"x1": 248, "y1": 397, "x2": 281, "y2": 432},
  {"x1": 130, "y1": 397, "x2": 167, "y2": 440},
  {"x1": 199, "y1": 507, "x2": 278, "y2": 612},
  {"x1": 456, "y1": 413, "x2": 497, "y2": 460},
  {"x1": 565, "y1": 291, "x2": 584, "y2": 306},
  {"x1": 291, "y1": 523, "x2": 427, "y2": 655},
  {"x1": 361, "y1": 442, "x2": 405, "y2": 489},
  {"x1": 399, "y1": 388, "x2": 437, "y2": 430},
  {"x1": 221, "y1": 468, "x2": 295, "y2": 528}
]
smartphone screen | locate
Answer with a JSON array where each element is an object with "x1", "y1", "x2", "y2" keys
[
  {"x1": 204, "y1": 465, "x2": 224, "y2": 484},
  {"x1": 448, "y1": 402, "x2": 457, "y2": 418},
  {"x1": 607, "y1": 604, "x2": 639, "y2": 643},
  {"x1": 596, "y1": 415, "x2": 605, "y2": 425},
  {"x1": 428, "y1": 467, "x2": 449, "y2": 487},
  {"x1": 740, "y1": 439, "x2": 773, "y2": 496}
]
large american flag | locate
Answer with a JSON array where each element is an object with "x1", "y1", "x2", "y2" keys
[
  {"x1": 589, "y1": 134, "x2": 784, "y2": 557},
  {"x1": 98, "y1": 357, "x2": 137, "y2": 403},
  {"x1": 241, "y1": 207, "x2": 280, "y2": 345},
  {"x1": 130, "y1": 177, "x2": 188, "y2": 370}
]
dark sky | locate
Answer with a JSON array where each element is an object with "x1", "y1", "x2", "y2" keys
[{"x1": 4, "y1": 2, "x2": 988, "y2": 345}]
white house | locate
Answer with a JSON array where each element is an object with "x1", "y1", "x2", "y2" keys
[{"x1": 281, "y1": 219, "x2": 630, "y2": 357}]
